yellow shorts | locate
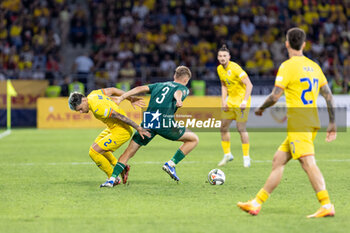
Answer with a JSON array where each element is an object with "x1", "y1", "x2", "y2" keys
[
  {"x1": 94, "y1": 127, "x2": 132, "y2": 152},
  {"x1": 221, "y1": 99, "x2": 250, "y2": 122},
  {"x1": 278, "y1": 129, "x2": 318, "y2": 159}
]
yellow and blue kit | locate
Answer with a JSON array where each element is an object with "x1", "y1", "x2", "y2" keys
[
  {"x1": 217, "y1": 61, "x2": 251, "y2": 121},
  {"x1": 87, "y1": 89, "x2": 133, "y2": 151},
  {"x1": 275, "y1": 56, "x2": 328, "y2": 159}
]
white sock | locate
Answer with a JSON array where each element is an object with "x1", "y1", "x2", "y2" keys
[
  {"x1": 167, "y1": 160, "x2": 175, "y2": 167},
  {"x1": 224, "y1": 153, "x2": 232, "y2": 157},
  {"x1": 244, "y1": 155, "x2": 250, "y2": 159},
  {"x1": 322, "y1": 203, "x2": 331, "y2": 209},
  {"x1": 109, "y1": 177, "x2": 116, "y2": 182},
  {"x1": 251, "y1": 199, "x2": 261, "y2": 207}
]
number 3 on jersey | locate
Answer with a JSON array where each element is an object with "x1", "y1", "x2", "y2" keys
[
  {"x1": 300, "y1": 77, "x2": 318, "y2": 105},
  {"x1": 156, "y1": 87, "x2": 170, "y2": 104}
]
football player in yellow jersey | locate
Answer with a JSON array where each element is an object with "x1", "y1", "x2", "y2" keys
[
  {"x1": 68, "y1": 87, "x2": 151, "y2": 187},
  {"x1": 217, "y1": 45, "x2": 253, "y2": 167},
  {"x1": 237, "y1": 28, "x2": 337, "y2": 218}
]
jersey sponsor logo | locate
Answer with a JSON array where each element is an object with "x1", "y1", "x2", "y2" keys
[{"x1": 98, "y1": 95, "x2": 103, "y2": 100}]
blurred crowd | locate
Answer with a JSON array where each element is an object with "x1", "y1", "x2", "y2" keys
[
  {"x1": 0, "y1": 0, "x2": 89, "y2": 85},
  {"x1": 1, "y1": 0, "x2": 350, "y2": 95},
  {"x1": 89, "y1": 0, "x2": 350, "y2": 93},
  {"x1": 0, "y1": 0, "x2": 63, "y2": 82}
]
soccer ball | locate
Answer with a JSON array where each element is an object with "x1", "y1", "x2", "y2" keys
[{"x1": 208, "y1": 169, "x2": 225, "y2": 185}]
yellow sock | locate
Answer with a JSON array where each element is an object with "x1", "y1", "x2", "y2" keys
[
  {"x1": 317, "y1": 190, "x2": 331, "y2": 206},
  {"x1": 221, "y1": 141, "x2": 231, "y2": 154},
  {"x1": 255, "y1": 188, "x2": 270, "y2": 204},
  {"x1": 89, "y1": 147, "x2": 113, "y2": 177},
  {"x1": 242, "y1": 143, "x2": 249, "y2": 156},
  {"x1": 103, "y1": 151, "x2": 117, "y2": 166}
]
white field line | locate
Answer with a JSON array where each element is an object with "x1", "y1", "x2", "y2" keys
[
  {"x1": 0, "y1": 130, "x2": 11, "y2": 139},
  {"x1": 1, "y1": 159, "x2": 350, "y2": 166}
]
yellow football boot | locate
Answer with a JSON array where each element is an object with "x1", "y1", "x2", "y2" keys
[
  {"x1": 307, "y1": 205, "x2": 335, "y2": 218},
  {"x1": 237, "y1": 201, "x2": 261, "y2": 216}
]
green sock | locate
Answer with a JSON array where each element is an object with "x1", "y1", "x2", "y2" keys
[
  {"x1": 170, "y1": 149, "x2": 186, "y2": 165},
  {"x1": 111, "y1": 162, "x2": 125, "y2": 178}
]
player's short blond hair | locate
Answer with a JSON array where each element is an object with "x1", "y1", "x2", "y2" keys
[{"x1": 174, "y1": 66, "x2": 191, "y2": 79}]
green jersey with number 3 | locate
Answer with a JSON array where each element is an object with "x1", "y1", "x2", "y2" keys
[{"x1": 147, "y1": 81, "x2": 189, "y2": 116}]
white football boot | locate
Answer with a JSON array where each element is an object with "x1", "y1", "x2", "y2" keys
[
  {"x1": 218, "y1": 153, "x2": 234, "y2": 166},
  {"x1": 243, "y1": 156, "x2": 251, "y2": 168}
]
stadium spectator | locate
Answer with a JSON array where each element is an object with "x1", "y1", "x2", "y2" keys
[
  {"x1": 72, "y1": 53, "x2": 94, "y2": 87},
  {"x1": 0, "y1": 0, "x2": 349, "y2": 96},
  {"x1": 59, "y1": 5, "x2": 71, "y2": 45},
  {"x1": 70, "y1": 21, "x2": 87, "y2": 48}
]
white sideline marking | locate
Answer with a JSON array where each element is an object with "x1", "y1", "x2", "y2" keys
[
  {"x1": 2, "y1": 159, "x2": 350, "y2": 166},
  {"x1": 0, "y1": 130, "x2": 11, "y2": 139}
]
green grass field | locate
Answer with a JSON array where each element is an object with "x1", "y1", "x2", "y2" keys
[{"x1": 0, "y1": 128, "x2": 349, "y2": 233}]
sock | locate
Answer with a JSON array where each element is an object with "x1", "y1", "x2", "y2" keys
[
  {"x1": 255, "y1": 188, "x2": 270, "y2": 205},
  {"x1": 242, "y1": 143, "x2": 250, "y2": 157},
  {"x1": 170, "y1": 149, "x2": 185, "y2": 165},
  {"x1": 103, "y1": 151, "x2": 117, "y2": 166},
  {"x1": 317, "y1": 190, "x2": 331, "y2": 208},
  {"x1": 251, "y1": 199, "x2": 260, "y2": 207},
  {"x1": 167, "y1": 160, "x2": 175, "y2": 167},
  {"x1": 111, "y1": 162, "x2": 126, "y2": 178},
  {"x1": 89, "y1": 147, "x2": 113, "y2": 177},
  {"x1": 221, "y1": 141, "x2": 231, "y2": 154}
]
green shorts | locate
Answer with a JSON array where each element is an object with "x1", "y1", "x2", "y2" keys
[{"x1": 132, "y1": 123, "x2": 186, "y2": 146}]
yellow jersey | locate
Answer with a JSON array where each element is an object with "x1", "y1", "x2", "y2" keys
[
  {"x1": 217, "y1": 61, "x2": 249, "y2": 106},
  {"x1": 87, "y1": 89, "x2": 133, "y2": 133},
  {"x1": 275, "y1": 56, "x2": 328, "y2": 130}
]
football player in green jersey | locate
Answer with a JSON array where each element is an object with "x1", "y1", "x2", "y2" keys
[{"x1": 100, "y1": 66, "x2": 199, "y2": 187}]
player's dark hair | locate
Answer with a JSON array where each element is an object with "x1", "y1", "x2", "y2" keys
[
  {"x1": 68, "y1": 92, "x2": 85, "y2": 110},
  {"x1": 286, "y1": 28, "x2": 306, "y2": 50},
  {"x1": 218, "y1": 44, "x2": 230, "y2": 53},
  {"x1": 175, "y1": 66, "x2": 192, "y2": 79}
]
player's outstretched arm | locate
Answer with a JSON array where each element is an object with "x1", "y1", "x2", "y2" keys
[
  {"x1": 116, "y1": 86, "x2": 150, "y2": 105},
  {"x1": 110, "y1": 109, "x2": 151, "y2": 139},
  {"x1": 103, "y1": 87, "x2": 146, "y2": 108},
  {"x1": 102, "y1": 87, "x2": 126, "y2": 97},
  {"x1": 255, "y1": 86, "x2": 284, "y2": 116},
  {"x1": 174, "y1": 90, "x2": 183, "y2": 107},
  {"x1": 320, "y1": 84, "x2": 337, "y2": 142}
]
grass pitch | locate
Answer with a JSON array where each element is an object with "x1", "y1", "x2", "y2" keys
[{"x1": 0, "y1": 128, "x2": 349, "y2": 233}]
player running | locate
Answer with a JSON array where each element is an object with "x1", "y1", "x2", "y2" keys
[
  {"x1": 68, "y1": 87, "x2": 150, "y2": 186},
  {"x1": 237, "y1": 28, "x2": 336, "y2": 218},
  {"x1": 100, "y1": 66, "x2": 199, "y2": 187},
  {"x1": 217, "y1": 45, "x2": 253, "y2": 167}
]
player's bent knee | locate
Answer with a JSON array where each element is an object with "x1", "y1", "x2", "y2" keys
[
  {"x1": 192, "y1": 133, "x2": 199, "y2": 145},
  {"x1": 299, "y1": 156, "x2": 316, "y2": 171},
  {"x1": 220, "y1": 124, "x2": 230, "y2": 132},
  {"x1": 236, "y1": 124, "x2": 247, "y2": 133},
  {"x1": 89, "y1": 147, "x2": 99, "y2": 162}
]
